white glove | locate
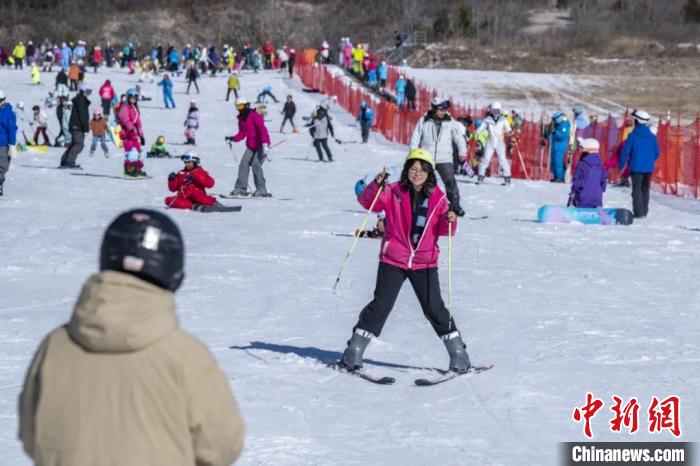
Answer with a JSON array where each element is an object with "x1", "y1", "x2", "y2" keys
[
  {"x1": 262, "y1": 144, "x2": 270, "y2": 156},
  {"x1": 8, "y1": 145, "x2": 17, "y2": 158}
]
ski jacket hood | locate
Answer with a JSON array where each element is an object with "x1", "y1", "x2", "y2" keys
[
  {"x1": 67, "y1": 271, "x2": 178, "y2": 353},
  {"x1": 19, "y1": 271, "x2": 246, "y2": 466}
]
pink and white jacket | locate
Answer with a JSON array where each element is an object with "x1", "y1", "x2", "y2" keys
[{"x1": 358, "y1": 181, "x2": 456, "y2": 270}]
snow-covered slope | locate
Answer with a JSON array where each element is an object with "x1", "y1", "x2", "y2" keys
[
  {"x1": 403, "y1": 67, "x2": 626, "y2": 119},
  {"x1": 0, "y1": 66, "x2": 698, "y2": 465}
]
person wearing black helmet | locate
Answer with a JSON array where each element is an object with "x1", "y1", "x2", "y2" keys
[
  {"x1": 409, "y1": 97, "x2": 467, "y2": 216},
  {"x1": 18, "y1": 209, "x2": 245, "y2": 465}
]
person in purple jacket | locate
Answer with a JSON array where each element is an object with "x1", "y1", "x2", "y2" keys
[
  {"x1": 226, "y1": 97, "x2": 271, "y2": 197},
  {"x1": 567, "y1": 138, "x2": 607, "y2": 208}
]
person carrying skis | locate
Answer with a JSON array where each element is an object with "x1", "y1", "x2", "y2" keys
[
  {"x1": 98, "y1": 79, "x2": 115, "y2": 117},
  {"x1": 307, "y1": 106, "x2": 336, "y2": 162},
  {"x1": 117, "y1": 88, "x2": 145, "y2": 154},
  {"x1": 18, "y1": 208, "x2": 245, "y2": 465},
  {"x1": 30, "y1": 105, "x2": 50, "y2": 145},
  {"x1": 226, "y1": 98, "x2": 271, "y2": 197},
  {"x1": 339, "y1": 148, "x2": 471, "y2": 373},
  {"x1": 409, "y1": 97, "x2": 467, "y2": 216},
  {"x1": 547, "y1": 111, "x2": 571, "y2": 183},
  {"x1": 357, "y1": 100, "x2": 373, "y2": 144},
  {"x1": 184, "y1": 100, "x2": 199, "y2": 145},
  {"x1": 165, "y1": 152, "x2": 219, "y2": 210},
  {"x1": 475, "y1": 101, "x2": 512, "y2": 185},
  {"x1": 0, "y1": 90, "x2": 18, "y2": 196},
  {"x1": 226, "y1": 71, "x2": 240, "y2": 101},
  {"x1": 59, "y1": 84, "x2": 91, "y2": 168},
  {"x1": 280, "y1": 95, "x2": 297, "y2": 133},
  {"x1": 567, "y1": 138, "x2": 606, "y2": 208},
  {"x1": 157, "y1": 73, "x2": 176, "y2": 109},
  {"x1": 89, "y1": 109, "x2": 109, "y2": 157},
  {"x1": 618, "y1": 109, "x2": 659, "y2": 219}
]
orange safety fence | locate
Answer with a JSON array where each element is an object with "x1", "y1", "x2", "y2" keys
[{"x1": 295, "y1": 52, "x2": 700, "y2": 199}]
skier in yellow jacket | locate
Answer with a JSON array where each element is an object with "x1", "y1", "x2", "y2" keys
[
  {"x1": 12, "y1": 41, "x2": 26, "y2": 70},
  {"x1": 19, "y1": 209, "x2": 245, "y2": 466}
]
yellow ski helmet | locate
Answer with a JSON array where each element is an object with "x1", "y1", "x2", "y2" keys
[
  {"x1": 406, "y1": 148, "x2": 435, "y2": 169},
  {"x1": 156, "y1": 135, "x2": 165, "y2": 145}
]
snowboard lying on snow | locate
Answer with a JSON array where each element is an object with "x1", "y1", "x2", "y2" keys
[{"x1": 537, "y1": 205, "x2": 634, "y2": 225}]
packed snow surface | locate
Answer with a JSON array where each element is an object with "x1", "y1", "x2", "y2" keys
[{"x1": 0, "y1": 66, "x2": 698, "y2": 465}]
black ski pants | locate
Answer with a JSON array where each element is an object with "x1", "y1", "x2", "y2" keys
[
  {"x1": 436, "y1": 162, "x2": 461, "y2": 210},
  {"x1": 360, "y1": 121, "x2": 370, "y2": 143},
  {"x1": 356, "y1": 262, "x2": 457, "y2": 338},
  {"x1": 186, "y1": 79, "x2": 200, "y2": 94},
  {"x1": 631, "y1": 172, "x2": 652, "y2": 217},
  {"x1": 226, "y1": 88, "x2": 238, "y2": 101},
  {"x1": 313, "y1": 138, "x2": 333, "y2": 161},
  {"x1": 60, "y1": 131, "x2": 84, "y2": 166}
]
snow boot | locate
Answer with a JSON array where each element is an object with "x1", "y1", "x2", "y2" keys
[
  {"x1": 230, "y1": 189, "x2": 250, "y2": 197},
  {"x1": 442, "y1": 331, "x2": 471, "y2": 373},
  {"x1": 454, "y1": 206, "x2": 465, "y2": 217},
  {"x1": 0, "y1": 182, "x2": 3, "y2": 196},
  {"x1": 502, "y1": 176, "x2": 511, "y2": 186},
  {"x1": 476, "y1": 175, "x2": 484, "y2": 185},
  {"x1": 339, "y1": 329, "x2": 372, "y2": 371},
  {"x1": 253, "y1": 191, "x2": 272, "y2": 198}
]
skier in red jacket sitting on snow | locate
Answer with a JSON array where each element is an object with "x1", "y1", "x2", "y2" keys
[{"x1": 165, "y1": 152, "x2": 217, "y2": 210}]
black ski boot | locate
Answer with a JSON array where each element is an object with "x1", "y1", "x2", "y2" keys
[
  {"x1": 476, "y1": 175, "x2": 484, "y2": 185},
  {"x1": 502, "y1": 176, "x2": 511, "y2": 186},
  {"x1": 339, "y1": 329, "x2": 372, "y2": 371},
  {"x1": 442, "y1": 331, "x2": 471, "y2": 373},
  {"x1": 0, "y1": 182, "x2": 3, "y2": 196},
  {"x1": 454, "y1": 206, "x2": 465, "y2": 217}
]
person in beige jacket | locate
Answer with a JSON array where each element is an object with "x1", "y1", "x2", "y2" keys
[{"x1": 18, "y1": 208, "x2": 245, "y2": 466}]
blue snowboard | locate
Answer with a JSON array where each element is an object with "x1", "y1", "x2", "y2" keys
[{"x1": 538, "y1": 205, "x2": 634, "y2": 225}]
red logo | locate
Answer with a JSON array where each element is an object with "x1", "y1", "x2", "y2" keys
[{"x1": 572, "y1": 394, "x2": 682, "y2": 438}]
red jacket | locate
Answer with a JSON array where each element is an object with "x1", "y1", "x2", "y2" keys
[
  {"x1": 358, "y1": 181, "x2": 456, "y2": 270},
  {"x1": 99, "y1": 82, "x2": 115, "y2": 100},
  {"x1": 232, "y1": 110, "x2": 270, "y2": 151},
  {"x1": 93, "y1": 49, "x2": 102, "y2": 63},
  {"x1": 168, "y1": 166, "x2": 216, "y2": 205}
]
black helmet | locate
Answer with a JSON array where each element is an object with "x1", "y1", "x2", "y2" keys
[{"x1": 100, "y1": 209, "x2": 185, "y2": 291}]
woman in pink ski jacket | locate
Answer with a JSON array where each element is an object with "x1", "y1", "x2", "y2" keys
[{"x1": 339, "y1": 148, "x2": 472, "y2": 375}]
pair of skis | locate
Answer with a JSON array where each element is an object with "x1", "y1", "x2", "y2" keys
[{"x1": 329, "y1": 363, "x2": 494, "y2": 386}]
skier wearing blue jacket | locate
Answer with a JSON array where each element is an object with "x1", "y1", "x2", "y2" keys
[
  {"x1": 0, "y1": 90, "x2": 18, "y2": 196},
  {"x1": 377, "y1": 61, "x2": 388, "y2": 88},
  {"x1": 357, "y1": 100, "x2": 373, "y2": 143},
  {"x1": 618, "y1": 109, "x2": 659, "y2": 218},
  {"x1": 157, "y1": 73, "x2": 176, "y2": 109},
  {"x1": 395, "y1": 76, "x2": 406, "y2": 108},
  {"x1": 549, "y1": 111, "x2": 570, "y2": 182}
]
